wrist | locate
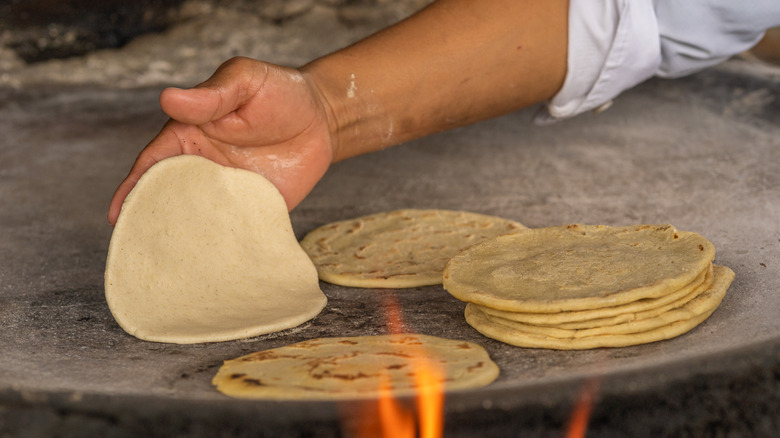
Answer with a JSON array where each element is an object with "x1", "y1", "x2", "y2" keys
[{"x1": 300, "y1": 57, "x2": 396, "y2": 163}]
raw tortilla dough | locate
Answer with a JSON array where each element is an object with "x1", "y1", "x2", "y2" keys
[
  {"x1": 300, "y1": 209, "x2": 525, "y2": 288},
  {"x1": 212, "y1": 334, "x2": 499, "y2": 400},
  {"x1": 104, "y1": 155, "x2": 326, "y2": 344}
]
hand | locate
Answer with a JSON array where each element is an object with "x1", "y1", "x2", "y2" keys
[{"x1": 108, "y1": 57, "x2": 335, "y2": 225}]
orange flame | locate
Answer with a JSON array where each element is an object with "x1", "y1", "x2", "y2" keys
[
  {"x1": 376, "y1": 374, "x2": 415, "y2": 437},
  {"x1": 345, "y1": 292, "x2": 445, "y2": 438},
  {"x1": 565, "y1": 377, "x2": 601, "y2": 438},
  {"x1": 414, "y1": 360, "x2": 444, "y2": 438}
]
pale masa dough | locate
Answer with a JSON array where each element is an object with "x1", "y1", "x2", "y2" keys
[{"x1": 104, "y1": 155, "x2": 327, "y2": 344}]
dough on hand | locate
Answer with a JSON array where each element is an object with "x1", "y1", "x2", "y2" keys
[{"x1": 104, "y1": 155, "x2": 326, "y2": 344}]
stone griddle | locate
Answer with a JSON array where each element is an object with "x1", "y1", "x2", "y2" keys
[{"x1": 1, "y1": 48, "x2": 779, "y2": 438}]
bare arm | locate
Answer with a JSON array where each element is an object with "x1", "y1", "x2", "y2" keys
[
  {"x1": 108, "y1": 0, "x2": 568, "y2": 225},
  {"x1": 303, "y1": 0, "x2": 568, "y2": 161}
]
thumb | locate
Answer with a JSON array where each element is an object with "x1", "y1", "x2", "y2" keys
[{"x1": 159, "y1": 57, "x2": 268, "y2": 125}]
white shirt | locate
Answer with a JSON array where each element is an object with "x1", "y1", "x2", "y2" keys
[{"x1": 537, "y1": 0, "x2": 780, "y2": 124}]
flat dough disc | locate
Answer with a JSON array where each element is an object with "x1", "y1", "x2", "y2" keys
[
  {"x1": 300, "y1": 209, "x2": 525, "y2": 288},
  {"x1": 464, "y1": 265, "x2": 734, "y2": 350},
  {"x1": 104, "y1": 155, "x2": 327, "y2": 344},
  {"x1": 444, "y1": 224, "x2": 715, "y2": 312},
  {"x1": 479, "y1": 264, "x2": 714, "y2": 328},
  {"x1": 212, "y1": 334, "x2": 500, "y2": 400}
]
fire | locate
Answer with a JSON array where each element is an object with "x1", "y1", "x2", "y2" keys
[
  {"x1": 414, "y1": 360, "x2": 445, "y2": 438},
  {"x1": 372, "y1": 350, "x2": 444, "y2": 438},
  {"x1": 565, "y1": 376, "x2": 601, "y2": 438},
  {"x1": 377, "y1": 375, "x2": 415, "y2": 437},
  {"x1": 345, "y1": 292, "x2": 445, "y2": 438}
]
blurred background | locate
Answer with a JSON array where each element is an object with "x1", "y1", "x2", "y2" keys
[
  {"x1": 1, "y1": 0, "x2": 778, "y2": 91},
  {"x1": 0, "y1": 0, "x2": 434, "y2": 89}
]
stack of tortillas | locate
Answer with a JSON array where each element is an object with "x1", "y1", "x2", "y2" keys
[
  {"x1": 300, "y1": 209, "x2": 525, "y2": 288},
  {"x1": 443, "y1": 224, "x2": 734, "y2": 350}
]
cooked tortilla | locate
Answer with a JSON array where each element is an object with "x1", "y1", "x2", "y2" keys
[
  {"x1": 300, "y1": 209, "x2": 525, "y2": 288},
  {"x1": 104, "y1": 155, "x2": 326, "y2": 344},
  {"x1": 444, "y1": 224, "x2": 715, "y2": 312},
  {"x1": 464, "y1": 265, "x2": 734, "y2": 349},
  {"x1": 212, "y1": 334, "x2": 500, "y2": 399},
  {"x1": 478, "y1": 264, "x2": 714, "y2": 328}
]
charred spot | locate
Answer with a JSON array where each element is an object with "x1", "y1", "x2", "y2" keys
[
  {"x1": 387, "y1": 364, "x2": 407, "y2": 370},
  {"x1": 242, "y1": 352, "x2": 301, "y2": 362},
  {"x1": 339, "y1": 340, "x2": 359, "y2": 345},
  {"x1": 456, "y1": 343, "x2": 472, "y2": 350},
  {"x1": 242, "y1": 378, "x2": 264, "y2": 386},
  {"x1": 313, "y1": 371, "x2": 372, "y2": 381},
  {"x1": 673, "y1": 233, "x2": 679, "y2": 239},
  {"x1": 699, "y1": 244, "x2": 705, "y2": 251},
  {"x1": 377, "y1": 352, "x2": 414, "y2": 358},
  {"x1": 467, "y1": 362, "x2": 484, "y2": 372},
  {"x1": 230, "y1": 373, "x2": 247, "y2": 380}
]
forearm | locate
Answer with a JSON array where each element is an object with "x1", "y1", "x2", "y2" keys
[{"x1": 300, "y1": 0, "x2": 568, "y2": 162}]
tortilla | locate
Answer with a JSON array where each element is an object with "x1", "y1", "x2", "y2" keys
[
  {"x1": 443, "y1": 224, "x2": 715, "y2": 312},
  {"x1": 464, "y1": 265, "x2": 734, "y2": 349},
  {"x1": 300, "y1": 209, "x2": 525, "y2": 288},
  {"x1": 212, "y1": 334, "x2": 500, "y2": 400},
  {"x1": 478, "y1": 264, "x2": 714, "y2": 328},
  {"x1": 104, "y1": 155, "x2": 327, "y2": 344}
]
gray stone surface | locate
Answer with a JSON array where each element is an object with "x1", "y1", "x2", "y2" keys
[{"x1": 0, "y1": 2, "x2": 779, "y2": 436}]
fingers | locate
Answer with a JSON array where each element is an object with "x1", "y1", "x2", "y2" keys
[
  {"x1": 107, "y1": 124, "x2": 197, "y2": 225},
  {"x1": 160, "y1": 57, "x2": 269, "y2": 126}
]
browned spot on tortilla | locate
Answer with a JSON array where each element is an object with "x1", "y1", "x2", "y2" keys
[
  {"x1": 312, "y1": 371, "x2": 375, "y2": 381},
  {"x1": 376, "y1": 352, "x2": 414, "y2": 358},
  {"x1": 339, "y1": 340, "x2": 359, "y2": 345},
  {"x1": 467, "y1": 362, "x2": 484, "y2": 372}
]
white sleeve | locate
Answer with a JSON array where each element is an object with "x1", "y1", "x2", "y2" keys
[
  {"x1": 536, "y1": 0, "x2": 780, "y2": 124},
  {"x1": 537, "y1": 0, "x2": 659, "y2": 124},
  {"x1": 655, "y1": 0, "x2": 780, "y2": 78}
]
